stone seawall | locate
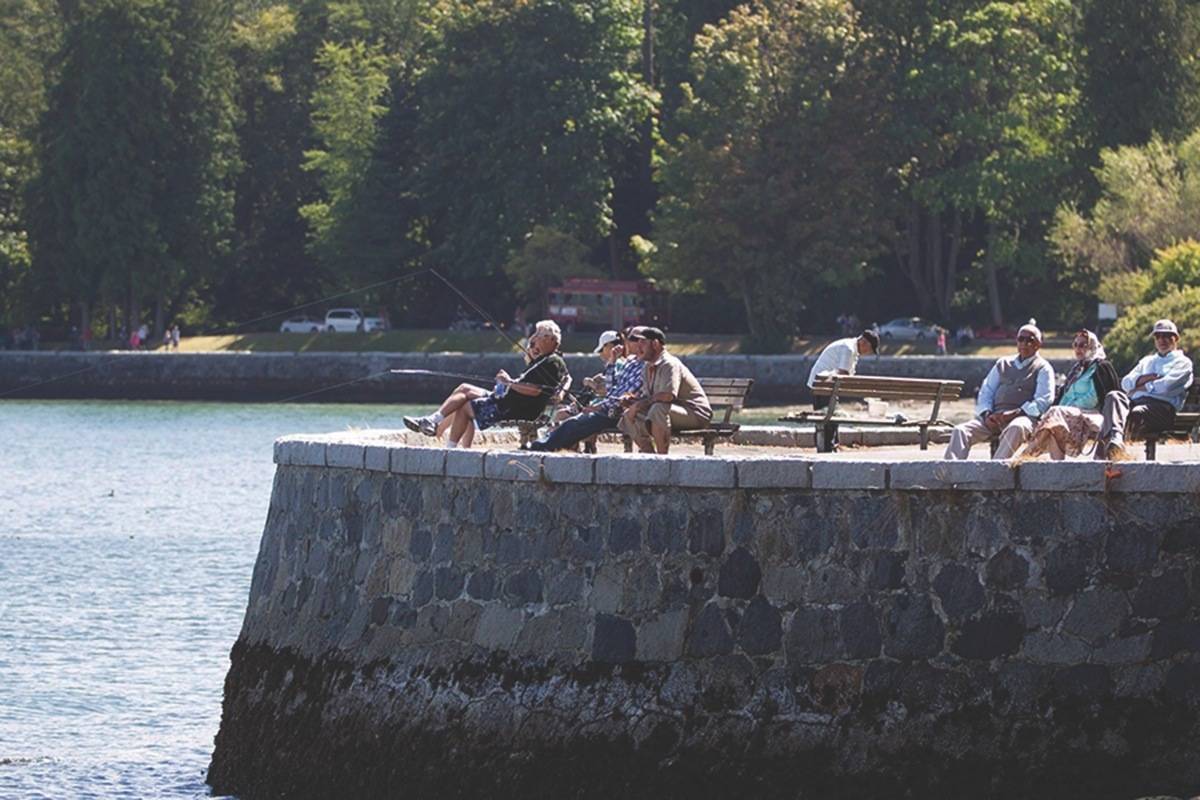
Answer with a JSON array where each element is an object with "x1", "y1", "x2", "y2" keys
[
  {"x1": 0, "y1": 351, "x2": 1073, "y2": 404},
  {"x1": 208, "y1": 437, "x2": 1200, "y2": 799}
]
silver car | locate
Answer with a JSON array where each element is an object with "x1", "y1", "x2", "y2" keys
[{"x1": 878, "y1": 317, "x2": 940, "y2": 341}]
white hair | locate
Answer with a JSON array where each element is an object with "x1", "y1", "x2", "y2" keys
[{"x1": 532, "y1": 319, "x2": 562, "y2": 346}]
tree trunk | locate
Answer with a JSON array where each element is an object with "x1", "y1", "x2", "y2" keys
[
  {"x1": 983, "y1": 221, "x2": 1004, "y2": 326},
  {"x1": 79, "y1": 301, "x2": 90, "y2": 350},
  {"x1": 942, "y1": 208, "x2": 964, "y2": 319},
  {"x1": 895, "y1": 204, "x2": 934, "y2": 313},
  {"x1": 740, "y1": 283, "x2": 759, "y2": 344},
  {"x1": 155, "y1": 287, "x2": 166, "y2": 341},
  {"x1": 928, "y1": 210, "x2": 943, "y2": 316}
]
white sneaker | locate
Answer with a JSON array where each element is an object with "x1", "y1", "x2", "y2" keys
[{"x1": 403, "y1": 416, "x2": 439, "y2": 437}]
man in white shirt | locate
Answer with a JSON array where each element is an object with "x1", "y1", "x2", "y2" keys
[
  {"x1": 1094, "y1": 318, "x2": 1194, "y2": 460},
  {"x1": 944, "y1": 322, "x2": 1055, "y2": 459},
  {"x1": 806, "y1": 330, "x2": 879, "y2": 394},
  {"x1": 805, "y1": 329, "x2": 879, "y2": 450}
]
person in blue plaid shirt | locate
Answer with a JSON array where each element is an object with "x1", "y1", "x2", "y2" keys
[{"x1": 524, "y1": 329, "x2": 644, "y2": 452}]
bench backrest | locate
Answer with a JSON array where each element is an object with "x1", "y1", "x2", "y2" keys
[
  {"x1": 1182, "y1": 381, "x2": 1200, "y2": 413},
  {"x1": 698, "y1": 377, "x2": 754, "y2": 426},
  {"x1": 810, "y1": 375, "x2": 963, "y2": 401}
]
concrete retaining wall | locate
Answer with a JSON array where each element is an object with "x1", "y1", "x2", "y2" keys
[
  {"x1": 0, "y1": 351, "x2": 1073, "y2": 404},
  {"x1": 207, "y1": 434, "x2": 1200, "y2": 799}
]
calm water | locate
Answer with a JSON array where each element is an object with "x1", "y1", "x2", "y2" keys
[{"x1": 0, "y1": 400, "x2": 420, "y2": 799}]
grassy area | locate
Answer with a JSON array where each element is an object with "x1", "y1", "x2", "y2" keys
[{"x1": 173, "y1": 329, "x2": 1078, "y2": 358}]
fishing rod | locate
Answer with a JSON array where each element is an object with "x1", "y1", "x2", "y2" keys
[
  {"x1": 429, "y1": 268, "x2": 529, "y2": 357},
  {"x1": 389, "y1": 368, "x2": 590, "y2": 401}
]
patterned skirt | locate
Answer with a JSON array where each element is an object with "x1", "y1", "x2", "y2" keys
[{"x1": 1031, "y1": 406, "x2": 1102, "y2": 459}]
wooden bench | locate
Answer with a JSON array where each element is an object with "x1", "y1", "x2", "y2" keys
[
  {"x1": 781, "y1": 375, "x2": 963, "y2": 452},
  {"x1": 1143, "y1": 383, "x2": 1200, "y2": 460},
  {"x1": 621, "y1": 377, "x2": 754, "y2": 455}
]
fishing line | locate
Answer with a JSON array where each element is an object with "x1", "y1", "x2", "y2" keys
[
  {"x1": 388, "y1": 368, "x2": 588, "y2": 401},
  {"x1": 429, "y1": 268, "x2": 528, "y2": 356}
]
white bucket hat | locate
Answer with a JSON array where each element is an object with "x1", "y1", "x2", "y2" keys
[{"x1": 593, "y1": 330, "x2": 621, "y2": 353}]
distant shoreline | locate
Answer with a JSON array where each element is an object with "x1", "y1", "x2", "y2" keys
[{"x1": 0, "y1": 350, "x2": 1077, "y2": 405}]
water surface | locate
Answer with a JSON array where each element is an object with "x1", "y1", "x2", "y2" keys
[{"x1": 0, "y1": 400, "x2": 418, "y2": 799}]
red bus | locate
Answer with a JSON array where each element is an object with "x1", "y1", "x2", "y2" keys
[{"x1": 546, "y1": 278, "x2": 670, "y2": 331}]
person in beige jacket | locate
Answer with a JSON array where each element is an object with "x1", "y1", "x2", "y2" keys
[{"x1": 618, "y1": 327, "x2": 712, "y2": 453}]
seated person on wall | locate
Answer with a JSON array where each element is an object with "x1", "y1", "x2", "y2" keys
[
  {"x1": 1018, "y1": 329, "x2": 1119, "y2": 460},
  {"x1": 1093, "y1": 318, "x2": 1194, "y2": 461},
  {"x1": 403, "y1": 320, "x2": 568, "y2": 449},
  {"x1": 524, "y1": 329, "x2": 644, "y2": 452},
  {"x1": 944, "y1": 322, "x2": 1054, "y2": 460},
  {"x1": 618, "y1": 327, "x2": 711, "y2": 454},
  {"x1": 549, "y1": 329, "x2": 624, "y2": 426},
  {"x1": 805, "y1": 329, "x2": 880, "y2": 449}
]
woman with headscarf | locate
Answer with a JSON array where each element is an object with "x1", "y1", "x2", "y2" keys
[{"x1": 1020, "y1": 330, "x2": 1120, "y2": 459}]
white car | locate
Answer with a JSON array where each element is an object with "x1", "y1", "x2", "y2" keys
[
  {"x1": 878, "y1": 317, "x2": 940, "y2": 341},
  {"x1": 324, "y1": 308, "x2": 388, "y2": 333},
  {"x1": 279, "y1": 316, "x2": 322, "y2": 333}
]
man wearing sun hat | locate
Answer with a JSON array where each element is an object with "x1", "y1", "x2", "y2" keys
[
  {"x1": 944, "y1": 320, "x2": 1055, "y2": 459},
  {"x1": 1093, "y1": 318, "x2": 1193, "y2": 460}
]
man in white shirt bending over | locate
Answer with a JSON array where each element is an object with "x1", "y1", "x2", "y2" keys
[
  {"x1": 1094, "y1": 318, "x2": 1194, "y2": 460},
  {"x1": 805, "y1": 329, "x2": 879, "y2": 449}
]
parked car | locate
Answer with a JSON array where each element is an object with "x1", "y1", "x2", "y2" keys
[
  {"x1": 279, "y1": 316, "x2": 322, "y2": 333},
  {"x1": 324, "y1": 308, "x2": 388, "y2": 333},
  {"x1": 878, "y1": 317, "x2": 940, "y2": 341}
]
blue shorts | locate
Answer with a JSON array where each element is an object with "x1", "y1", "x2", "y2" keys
[{"x1": 470, "y1": 395, "x2": 504, "y2": 430}]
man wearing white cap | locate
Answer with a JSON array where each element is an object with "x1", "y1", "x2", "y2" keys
[
  {"x1": 944, "y1": 321, "x2": 1055, "y2": 459},
  {"x1": 1094, "y1": 318, "x2": 1193, "y2": 460},
  {"x1": 524, "y1": 328, "x2": 640, "y2": 451}
]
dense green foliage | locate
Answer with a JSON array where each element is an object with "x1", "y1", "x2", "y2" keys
[
  {"x1": 2, "y1": 0, "x2": 1200, "y2": 349},
  {"x1": 1102, "y1": 285, "x2": 1200, "y2": 371}
]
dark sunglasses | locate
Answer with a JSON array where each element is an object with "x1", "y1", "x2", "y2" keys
[{"x1": 1016, "y1": 335, "x2": 1037, "y2": 344}]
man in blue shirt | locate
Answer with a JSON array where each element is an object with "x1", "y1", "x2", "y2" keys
[
  {"x1": 1094, "y1": 318, "x2": 1194, "y2": 460},
  {"x1": 524, "y1": 329, "x2": 644, "y2": 452},
  {"x1": 944, "y1": 322, "x2": 1055, "y2": 459}
]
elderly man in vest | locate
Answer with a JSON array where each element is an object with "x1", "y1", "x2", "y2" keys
[{"x1": 944, "y1": 322, "x2": 1055, "y2": 459}]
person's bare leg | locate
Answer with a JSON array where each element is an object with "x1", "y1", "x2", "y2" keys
[
  {"x1": 439, "y1": 383, "x2": 486, "y2": 417},
  {"x1": 449, "y1": 407, "x2": 473, "y2": 447},
  {"x1": 1045, "y1": 434, "x2": 1066, "y2": 461}
]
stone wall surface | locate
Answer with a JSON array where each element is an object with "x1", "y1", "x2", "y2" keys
[
  {"x1": 0, "y1": 350, "x2": 1071, "y2": 404},
  {"x1": 208, "y1": 436, "x2": 1200, "y2": 800}
]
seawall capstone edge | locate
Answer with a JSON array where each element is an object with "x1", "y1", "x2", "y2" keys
[{"x1": 208, "y1": 434, "x2": 1200, "y2": 799}]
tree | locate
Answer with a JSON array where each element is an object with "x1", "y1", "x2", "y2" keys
[
  {"x1": 27, "y1": 0, "x2": 238, "y2": 337},
  {"x1": 413, "y1": 0, "x2": 655, "y2": 281},
  {"x1": 1051, "y1": 130, "x2": 1200, "y2": 287},
  {"x1": 1079, "y1": 0, "x2": 1200, "y2": 151},
  {"x1": 502, "y1": 226, "x2": 597, "y2": 317},
  {"x1": 300, "y1": 40, "x2": 391, "y2": 269},
  {"x1": 860, "y1": 0, "x2": 1081, "y2": 323},
  {"x1": 648, "y1": 0, "x2": 885, "y2": 351},
  {"x1": 28, "y1": 0, "x2": 176, "y2": 336}
]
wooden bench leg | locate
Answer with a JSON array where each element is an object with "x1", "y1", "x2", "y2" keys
[
  {"x1": 1146, "y1": 437, "x2": 1157, "y2": 461},
  {"x1": 583, "y1": 435, "x2": 598, "y2": 455},
  {"x1": 704, "y1": 434, "x2": 715, "y2": 456},
  {"x1": 918, "y1": 423, "x2": 929, "y2": 451},
  {"x1": 622, "y1": 435, "x2": 633, "y2": 453}
]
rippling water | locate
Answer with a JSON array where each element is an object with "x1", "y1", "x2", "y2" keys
[{"x1": 0, "y1": 400, "x2": 418, "y2": 799}]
